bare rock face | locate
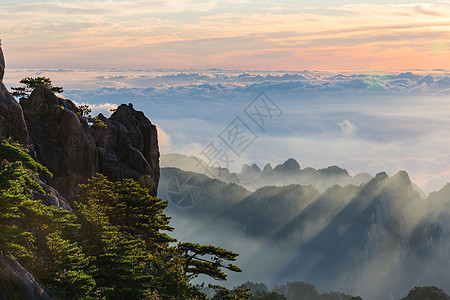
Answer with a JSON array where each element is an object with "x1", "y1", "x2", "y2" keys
[
  {"x1": 34, "y1": 178, "x2": 72, "y2": 211},
  {"x1": 0, "y1": 46, "x2": 29, "y2": 144},
  {"x1": 0, "y1": 46, "x2": 160, "y2": 200},
  {"x1": 21, "y1": 85, "x2": 98, "y2": 200},
  {"x1": 0, "y1": 255, "x2": 54, "y2": 300},
  {"x1": 91, "y1": 103, "x2": 160, "y2": 195},
  {"x1": 0, "y1": 45, "x2": 5, "y2": 82}
]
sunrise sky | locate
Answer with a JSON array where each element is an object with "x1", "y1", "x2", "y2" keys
[
  {"x1": 1, "y1": 0, "x2": 449, "y2": 70},
  {"x1": 2, "y1": 1, "x2": 450, "y2": 194}
]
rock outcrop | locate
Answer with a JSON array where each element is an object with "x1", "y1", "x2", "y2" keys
[
  {"x1": 0, "y1": 45, "x2": 29, "y2": 144},
  {"x1": 21, "y1": 86, "x2": 99, "y2": 200},
  {"x1": 19, "y1": 90, "x2": 161, "y2": 200},
  {"x1": 0, "y1": 255, "x2": 54, "y2": 300},
  {"x1": 0, "y1": 43, "x2": 161, "y2": 300},
  {"x1": 33, "y1": 178, "x2": 72, "y2": 211},
  {"x1": 0, "y1": 44, "x2": 5, "y2": 81},
  {"x1": 0, "y1": 44, "x2": 160, "y2": 201},
  {"x1": 92, "y1": 103, "x2": 160, "y2": 196}
]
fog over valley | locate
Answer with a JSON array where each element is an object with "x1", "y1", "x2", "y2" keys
[{"x1": 6, "y1": 68, "x2": 450, "y2": 194}]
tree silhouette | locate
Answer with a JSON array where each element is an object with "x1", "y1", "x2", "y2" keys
[{"x1": 11, "y1": 76, "x2": 63, "y2": 98}]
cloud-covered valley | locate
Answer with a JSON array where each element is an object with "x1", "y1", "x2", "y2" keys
[{"x1": 5, "y1": 68, "x2": 450, "y2": 193}]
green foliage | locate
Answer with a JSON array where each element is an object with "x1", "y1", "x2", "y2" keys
[
  {"x1": 0, "y1": 146, "x2": 86, "y2": 297},
  {"x1": 209, "y1": 284, "x2": 252, "y2": 300},
  {"x1": 0, "y1": 146, "x2": 245, "y2": 299},
  {"x1": 11, "y1": 76, "x2": 63, "y2": 98},
  {"x1": 273, "y1": 282, "x2": 356, "y2": 300},
  {"x1": 76, "y1": 104, "x2": 108, "y2": 129},
  {"x1": 0, "y1": 143, "x2": 69, "y2": 262},
  {"x1": 0, "y1": 139, "x2": 52, "y2": 177},
  {"x1": 43, "y1": 232, "x2": 95, "y2": 299},
  {"x1": 75, "y1": 175, "x2": 195, "y2": 299},
  {"x1": 400, "y1": 286, "x2": 449, "y2": 300},
  {"x1": 71, "y1": 195, "x2": 153, "y2": 299},
  {"x1": 250, "y1": 291, "x2": 286, "y2": 300},
  {"x1": 90, "y1": 116, "x2": 108, "y2": 129},
  {"x1": 242, "y1": 282, "x2": 268, "y2": 295},
  {"x1": 0, "y1": 161, "x2": 43, "y2": 259},
  {"x1": 77, "y1": 174, "x2": 174, "y2": 247},
  {"x1": 0, "y1": 139, "x2": 92, "y2": 298},
  {"x1": 78, "y1": 105, "x2": 92, "y2": 118},
  {"x1": 178, "y1": 242, "x2": 242, "y2": 281}
]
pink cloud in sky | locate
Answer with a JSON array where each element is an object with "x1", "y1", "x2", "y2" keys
[{"x1": 1, "y1": 2, "x2": 449, "y2": 70}]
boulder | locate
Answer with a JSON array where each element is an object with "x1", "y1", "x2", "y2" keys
[
  {"x1": 33, "y1": 178, "x2": 72, "y2": 211},
  {"x1": 91, "y1": 103, "x2": 160, "y2": 195},
  {"x1": 22, "y1": 85, "x2": 98, "y2": 200},
  {"x1": 0, "y1": 255, "x2": 54, "y2": 300}
]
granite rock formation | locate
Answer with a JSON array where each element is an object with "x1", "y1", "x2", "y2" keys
[
  {"x1": 0, "y1": 44, "x2": 5, "y2": 81},
  {"x1": 21, "y1": 85, "x2": 99, "y2": 200},
  {"x1": 0, "y1": 46, "x2": 29, "y2": 144},
  {"x1": 0, "y1": 44, "x2": 160, "y2": 200},
  {"x1": 0, "y1": 42, "x2": 160, "y2": 300},
  {"x1": 92, "y1": 103, "x2": 160, "y2": 196},
  {"x1": 0, "y1": 255, "x2": 53, "y2": 300}
]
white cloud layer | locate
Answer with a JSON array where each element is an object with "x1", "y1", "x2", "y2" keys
[{"x1": 5, "y1": 68, "x2": 450, "y2": 194}]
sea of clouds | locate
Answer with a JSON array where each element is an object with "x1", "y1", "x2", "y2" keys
[{"x1": 5, "y1": 68, "x2": 450, "y2": 193}]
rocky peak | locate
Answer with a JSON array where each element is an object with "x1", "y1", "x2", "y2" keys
[
  {"x1": 274, "y1": 158, "x2": 300, "y2": 174},
  {"x1": 0, "y1": 47, "x2": 160, "y2": 200},
  {"x1": 22, "y1": 85, "x2": 98, "y2": 200},
  {"x1": 240, "y1": 163, "x2": 262, "y2": 177},
  {"x1": 20, "y1": 85, "x2": 80, "y2": 113},
  {"x1": 0, "y1": 43, "x2": 29, "y2": 144},
  {"x1": 91, "y1": 103, "x2": 160, "y2": 196},
  {"x1": 319, "y1": 165, "x2": 349, "y2": 177},
  {"x1": 0, "y1": 42, "x2": 5, "y2": 82},
  {"x1": 262, "y1": 163, "x2": 273, "y2": 174}
]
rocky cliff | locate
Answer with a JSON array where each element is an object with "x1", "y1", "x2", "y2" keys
[
  {"x1": 0, "y1": 46, "x2": 29, "y2": 145},
  {"x1": 0, "y1": 43, "x2": 161, "y2": 300},
  {"x1": 0, "y1": 256, "x2": 53, "y2": 300},
  {"x1": 92, "y1": 104, "x2": 160, "y2": 196},
  {"x1": 0, "y1": 45, "x2": 160, "y2": 200},
  {"x1": 0, "y1": 44, "x2": 5, "y2": 82}
]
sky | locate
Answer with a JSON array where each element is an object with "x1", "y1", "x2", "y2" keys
[
  {"x1": 2, "y1": 1, "x2": 450, "y2": 194},
  {"x1": 1, "y1": 0, "x2": 450, "y2": 70}
]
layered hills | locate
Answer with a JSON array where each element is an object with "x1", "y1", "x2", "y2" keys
[{"x1": 159, "y1": 156, "x2": 450, "y2": 299}]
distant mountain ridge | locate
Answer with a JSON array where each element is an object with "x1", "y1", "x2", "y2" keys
[
  {"x1": 159, "y1": 164, "x2": 450, "y2": 299},
  {"x1": 161, "y1": 153, "x2": 373, "y2": 192}
]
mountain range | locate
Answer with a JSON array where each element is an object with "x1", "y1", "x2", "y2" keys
[{"x1": 159, "y1": 155, "x2": 450, "y2": 299}]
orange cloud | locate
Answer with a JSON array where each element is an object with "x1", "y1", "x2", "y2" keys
[{"x1": 1, "y1": 2, "x2": 449, "y2": 70}]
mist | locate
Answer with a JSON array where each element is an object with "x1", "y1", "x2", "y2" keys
[
  {"x1": 5, "y1": 68, "x2": 450, "y2": 194},
  {"x1": 158, "y1": 161, "x2": 450, "y2": 300}
]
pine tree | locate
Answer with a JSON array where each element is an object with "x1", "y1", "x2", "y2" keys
[
  {"x1": 77, "y1": 174, "x2": 174, "y2": 248},
  {"x1": 11, "y1": 76, "x2": 63, "y2": 98},
  {"x1": 74, "y1": 196, "x2": 153, "y2": 299},
  {"x1": 178, "y1": 242, "x2": 242, "y2": 281}
]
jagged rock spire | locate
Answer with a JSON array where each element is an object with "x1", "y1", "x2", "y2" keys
[
  {"x1": 0, "y1": 39, "x2": 5, "y2": 82},
  {"x1": 0, "y1": 40, "x2": 29, "y2": 144}
]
